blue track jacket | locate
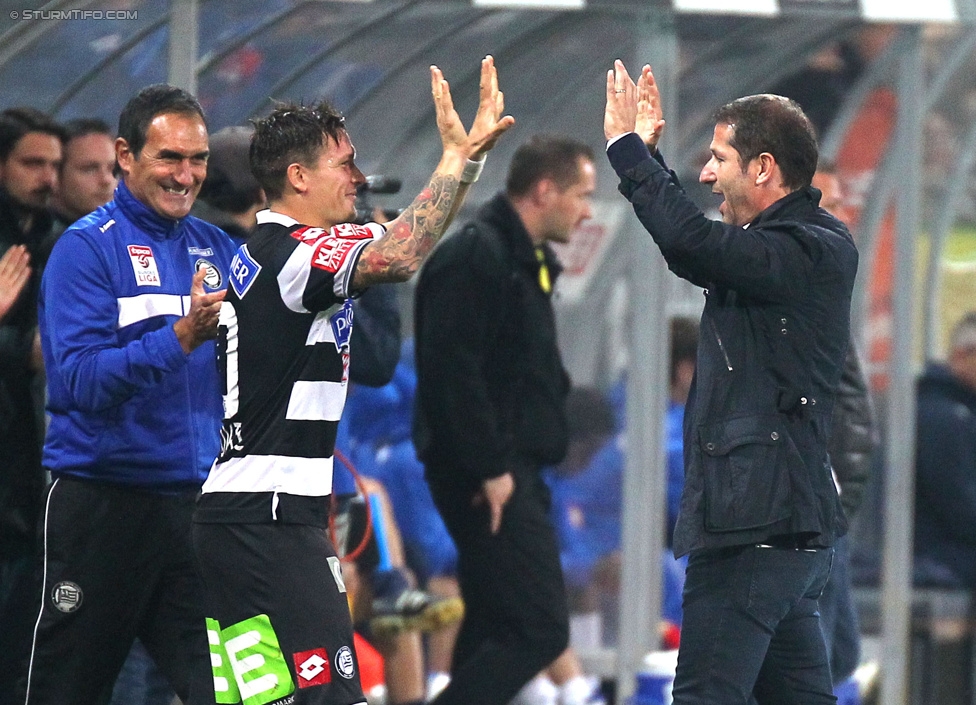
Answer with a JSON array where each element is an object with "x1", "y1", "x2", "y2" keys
[{"x1": 40, "y1": 181, "x2": 236, "y2": 489}]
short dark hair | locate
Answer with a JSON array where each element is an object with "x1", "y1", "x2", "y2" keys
[
  {"x1": 0, "y1": 107, "x2": 66, "y2": 161},
  {"x1": 64, "y1": 117, "x2": 113, "y2": 143},
  {"x1": 250, "y1": 101, "x2": 346, "y2": 202},
  {"x1": 199, "y1": 126, "x2": 263, "y2": 214},
  {"x1": 713, "y1": 94, "x2": 818, "y2": 191},
  {"x1": 117, "y1": 84, "x2": 206, "y2": 158},
  {"x1": 506, "y1": 135, "x2": 594, "y2": 197}
]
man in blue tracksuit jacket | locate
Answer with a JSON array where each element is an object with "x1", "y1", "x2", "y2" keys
[{"x1": 25, "y1": 85, "x2": 235, "y2": 705}]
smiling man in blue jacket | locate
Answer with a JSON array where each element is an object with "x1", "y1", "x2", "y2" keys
[
  {"x1": 26, "y1": 85, "x2": 234, "y2": 705},
  {"x1": 605, "y1": 62, "x2": 858, "y2": 704}
]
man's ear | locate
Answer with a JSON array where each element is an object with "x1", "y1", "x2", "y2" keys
[
  {"x1": 285, "y1": 163, "x2": 306, "y2": 195},
  {"x1": 754, "y1": 152, "x2": 776, "y2": 186},
  {"x1": 115, "y1": 137, "x2": 134, "y2": 176},
  {"x1": 532, "y1": 177, "x2": 556, "y2": 207}
]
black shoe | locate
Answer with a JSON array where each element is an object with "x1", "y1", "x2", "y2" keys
[{"x1": 369, "y1": 589, "x2": 464, "y2": 636}]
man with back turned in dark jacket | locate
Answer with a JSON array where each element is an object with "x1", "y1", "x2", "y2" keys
[
  {"x1": 413, "y1": 135, "x2": 596, "y2": 705},
  {"x1": 605, "y1": 62, "x2": 858, "y2": 704},
  {"x1": 913, "y1": 312, "x2": 976, "y2": 590}
]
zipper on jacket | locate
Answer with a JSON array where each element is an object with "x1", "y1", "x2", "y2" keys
[{"x1": 709, "y1": 318, "x2": 733, "y2": 371}]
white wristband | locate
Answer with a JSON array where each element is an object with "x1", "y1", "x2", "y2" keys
[{"x1": 460, "y1": 156, "x2": 486, "y2": 184}]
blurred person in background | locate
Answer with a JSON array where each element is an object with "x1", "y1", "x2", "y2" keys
[
  {"x1": 812, "y1": 164, "x2": 878, "y2": 702},
  {"x1": 913, "y1": 312, "x2": 976, "y2": 591},
  {"x1": 194, "y1": 124, "x2": 264, "y2": 245},
  {"x1": 50, "y1": 118, "x2": 116, "y2": 237},
  {"x1": 414, "y1": 134, "x2": 596, "y2": 705},
  {"x1": 0, "y1": 106, "x2": 64, "y2": 705}
]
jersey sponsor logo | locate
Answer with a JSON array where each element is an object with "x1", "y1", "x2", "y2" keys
[
  {"x1": 220, "y1": 422, "x2": 244, "y2": 456},
  {"x1": 334, "y1": 645, "x2": 356, "y2": 679},
  {"x1": 310, "y1": 238, "x2": 356, "y2": 274},
  {"x1": 230, "y1": 245, "x2": 261, "y2": 299},
  {"x1": 206, "y1": 617, "x2": 241, "y2": 703},
  {"x1": 291, "y1": 226, "x2": 326, "y2": 243},
  {"x1": 220, "y1": 614, "x2": 295, "y2": 705},
  {"x1": 196, "y1": 258, "x2": 224, "y2": 289},
  {"x1": 293, "y1": 648, "x2": 330, "y2": 688},
  {"x1": 331, "y1": 222, "x2": 375, "y2": 240},
  {"x1": 51, "y1": 581, "x2": 83, "y2": 613},
  {"x1": 127, "y1": 244, "x2": 161, "y2": 286},
  {"x1": 189, "y1": 246, "x2": 215, "y2": 256},
  {"x1": 329, "y1": 300, "x2": 354, "y2": 351}
]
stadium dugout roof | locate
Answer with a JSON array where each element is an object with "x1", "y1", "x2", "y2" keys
[{"x1": 475, "y1": 0, "x2": 967, "y2": 22}]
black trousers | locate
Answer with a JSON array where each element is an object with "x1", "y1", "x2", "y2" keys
[
  {"x1": 673, "y1": 543, "x2": 835, "y2": 705},
  {"x1": 426, "y1": 466, "x2": 569, "y2": 705},
  {"x1": 192, "y1": 521, "x2": 366, "y2": 705},
  {"x1": 24, "y1": 477, "x2": 214, "y2": 705}
]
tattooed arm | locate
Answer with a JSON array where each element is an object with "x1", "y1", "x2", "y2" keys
[{"x1": 352, "y1": 56, "x2": 514, "y2": 288}]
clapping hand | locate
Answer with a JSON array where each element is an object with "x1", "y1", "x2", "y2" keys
[{"x1": 173, "y1": 268, "x2": 227, "y2": 354}]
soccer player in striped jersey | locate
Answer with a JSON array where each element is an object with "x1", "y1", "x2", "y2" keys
[{"x1": 192, "y1": 57, "x2": 513, "y2": 705}]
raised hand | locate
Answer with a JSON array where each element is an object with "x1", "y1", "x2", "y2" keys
[
  {"x1": 636, "y1": 64, "x2": 666, "y2": 150},
  {"x1": 604, "y1": 59, "x2": 638, "y2": 141},
  {"x1": 0, "y1": 245, "x2": 30, "y2": 322},
  {"x1": 466, "y1": 55, "x2": 515, "y2": 158},
  {"x1": 173, "y1": 268, "x2": 227, "y2": 354},
  {"x1": 431, "y1": 56, "x2": 515, "y2": 161}
]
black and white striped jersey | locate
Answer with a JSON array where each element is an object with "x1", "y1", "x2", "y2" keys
[{"x1": 196, "y1": 209, "x2": 384, "y2": 525}]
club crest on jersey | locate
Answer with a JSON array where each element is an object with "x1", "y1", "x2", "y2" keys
[
  {"x1": 51, "y1": 581, "x2": 83, "y2": 613},
  {"x1": 334, "y1": 646, "x2": 356, "y2": 679},
  {"x1": 127, "y1": 245, "x2": 160, "y2": 286},
  {"x1": 230, "y1": 245, "x2": 261, "y2": 299},
  {"x1": 293, "y1": 648, "x2": 331, "y2": 688},
  {"x1": 329, "y1": 300, "x2": 354, "y2": 351},
  {"x1": 195, "y1": 258, "x2": 223, "y2": 289},
  {"x1": 311, "y1": 238, "x2": 356, "y2": 274}
]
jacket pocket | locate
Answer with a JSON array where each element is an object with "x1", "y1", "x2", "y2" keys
[{"x1": 699, "y1": 415, "x2": 792, "y2": 532}]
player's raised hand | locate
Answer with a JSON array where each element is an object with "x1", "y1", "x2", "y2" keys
[{"x1": 431, "y1": 56, "x2": 514, "y2": 160}]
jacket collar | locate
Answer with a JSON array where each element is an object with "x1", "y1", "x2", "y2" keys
[
  {"x1": 920, "y1": 362, "x2": 976, "y2": 410},
  {"x1": 747, "y1": 186, "x2": 820, "y2": 229},
  {"x1": 114, "y1": 179, "x2": 185, "y2": 239},
  {"x1": 478, "y1": 192, "x2": 564, "y2": 280}
]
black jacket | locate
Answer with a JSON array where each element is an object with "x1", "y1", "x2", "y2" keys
[
  {"x1": 913, "y1": 362, "x2": 976, "y2": 589},
  {"x1": 0, "y1": 188, "x2": 53, "y2": 558},
  {"x1": 608, "y1": 134, "x2": 858, "y2": 556},
  {"x1": 413, "y1": 193, "x2": 570, "y2": 492},
  {"x1": 829, "y1": 342, "x2": 877, "y2": 519}
]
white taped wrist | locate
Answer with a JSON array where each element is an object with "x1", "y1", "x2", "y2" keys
[{"x1": 460, "y1": 156, "x2": 486, "y2": 184}]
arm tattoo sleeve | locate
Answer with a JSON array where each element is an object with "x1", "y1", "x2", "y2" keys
[{"x1": 354, "y1": 172, "x2": 461, "y2": 286}]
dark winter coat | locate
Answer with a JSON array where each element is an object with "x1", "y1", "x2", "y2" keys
[
  {"x1": 413, "y1": 193, "x2": 570, "y2": 493},
  {"x1": 608, "y1": 134, "x2": 858, "y2": 557},
  {"x1": 913, "y1": 362, "x2": 976, "y2": 589}
]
